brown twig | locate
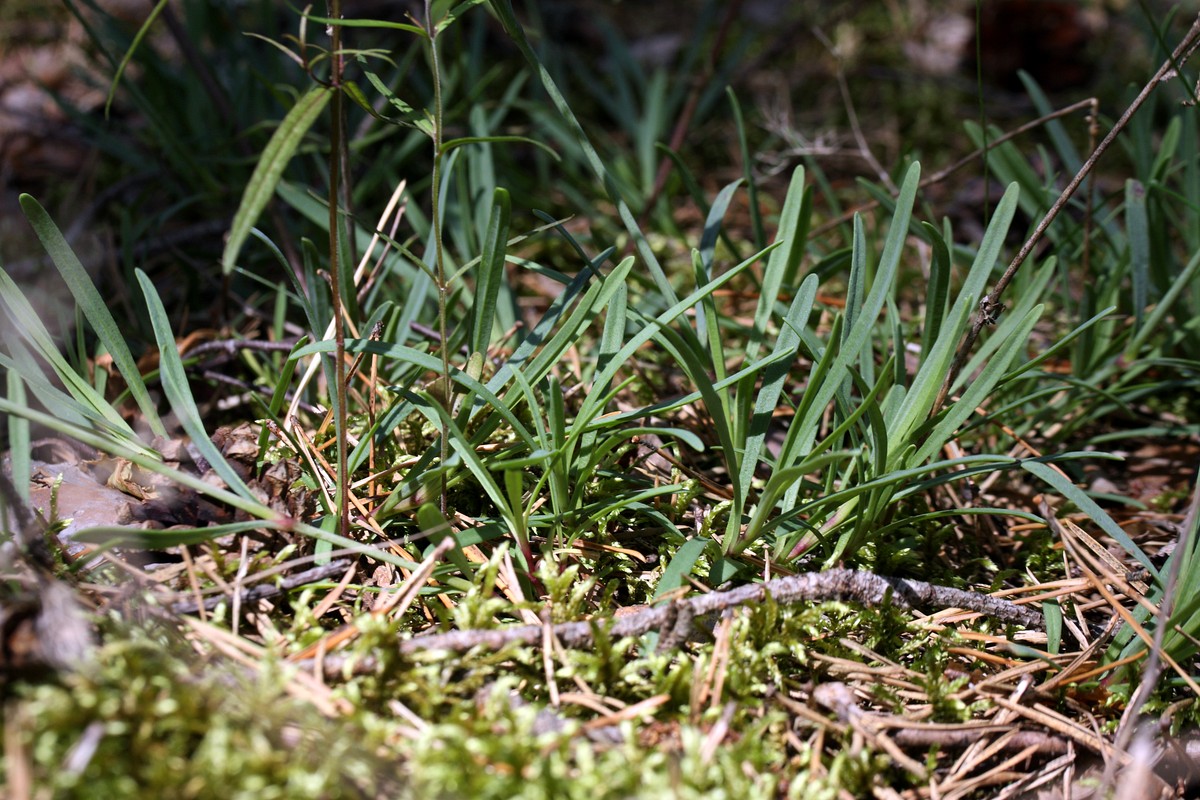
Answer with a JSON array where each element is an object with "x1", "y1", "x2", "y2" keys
[
  {"x1": 1105, "y1": 466, "x2": 1200, "y2": 791},
  {"x1": 301, "y1": 568, "x2": 1046, "y2": 675},
  {"x1": 183, "y1": 339, "x2": 301, "y2": 359},
  {"x1": 169, "y1": 559, "x2": 353, "y2": 614},
  {"x1": 808, "y1": 97, "x2": 1099, "y2": 238},
  {"x1": 932, "y1": 13, "x2": 1200, "y2": 415}
]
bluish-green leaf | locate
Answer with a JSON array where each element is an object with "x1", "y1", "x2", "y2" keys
[
  {"x1": 18, "y1": 195, "x2": 167, "y2": 439},
  {"x1": 1023, "y1": 459, "x2": 1155, "y2": 576},
  {"x1": 136, "y1": 269, "x2": 258, "y2": 502},
  {"x1": 471, "y1": 188, "x2": 512, "y2": 356}
]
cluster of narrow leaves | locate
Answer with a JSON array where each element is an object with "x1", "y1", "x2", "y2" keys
[{"x1": 4, "y1": 1, "x2": 1200, "y2": 796}]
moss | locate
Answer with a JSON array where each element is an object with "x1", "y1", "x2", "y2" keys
[{"x1": 2, "y1": 629, "x2": 394, "y2": 798}]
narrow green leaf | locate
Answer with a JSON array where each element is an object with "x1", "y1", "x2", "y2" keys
[
  {"x1": 736, "y1": 274, "x2": 819, "y2": 496},
  {"x1": 74, "y1": 520, "x2": 278, "y2": 549},
  {"x1": 0, "y1": 347, "x2": 90, "y2": 430},
  {"x1": 440, "y1": 135, "x2": 559, "y2": 161},
  {"x1": 1126, "y1": 179, "x2": 1150, "y2": 330},
  {"x1": 748, "y1": 165, "x2": 808, "y2": 364},
  {"x1": 18, "y1": 195, "x2": 168, "y2": 439},
  {"x1": 911, "y1": 304, "x2": 1043, "y2": 466},
  {"x1": 918, "y1": 221, "x2": 951, "y2": 362},
  {"x1": 1125, "y1": 244, "x2": 1200, "y2": 359},
  {"x1": 294, "y1": 338, "x2": 538, "y2": 450},
  {"x1": 471, "y1": 188, "x2": 512, "y2": 356},
  {"x1": 6, "y1": 371, "x2": 30, "y2": 504},
  {"x1": 1018, "y1": 71, "x2": 1084, "y2": 175},
  {"x1": 570, "y1": 282, "x2": 631, "y2": 479},
  {"x1": 487, "y1": 0, "x2": 678, "y2": 306},
  {"x1": 889, "y1": 183, "x2": 1018, "y2": 444},
  {"x1": 102, "y1": 0, "x2": 169, "y2": 117},
  {"x1": 300, "y1": 10, "x2": 427, "y2": 35},
  {"x1": 789, "y1": 163, "x2": 922, "y2": 456},
  {"x1": 136, "y1": 269, "x2": 257, "y2": 502},
  {"x1": 727, "y1": 88, "x2": 765, "y2": 250},
  {"x1": 492, "y1": 255, "x2": 636, "y2": 399},
  {"x1": 222, "y1": 87, "x2": 332, "y2": 274},
  {"x1": 1023, "y1": 459, "x2": 1156, "y2": 576},
  {"x1": 416, "y1": 503, "x2": 473, "y2": 573},
  {"x1": 0, "y1": 397, "x2": 417, "y2": 570},
  {"x1": 407, "y1": 392, "x2": 522, "y2": 541},
  {"x1": 699, "y1": 179, "x2": 743, "y2": 275},
  {"x1": 0, "y1": 269, "x2": 136, "y2": 441},
  {"x1": 1043, "y1": 600, "x2": 1062, "y2": 655},
  {"x1": 571, "y1": 245, "x2": 777, "y2": 454}
]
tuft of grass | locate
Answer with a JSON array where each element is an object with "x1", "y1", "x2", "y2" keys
[{"x1": 4, "y1": 1, "x2": 1200, "y2": 796}]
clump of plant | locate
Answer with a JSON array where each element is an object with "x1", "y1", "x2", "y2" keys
[{"x1": 5, "y1": 1, "x2": 1200, "y2": 797}]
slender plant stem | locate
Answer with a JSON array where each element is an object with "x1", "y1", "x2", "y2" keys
[
  {"x1": 639, "y1": 0, "x2": 744, "y2": 221},
  {"x1": 932, "y1": 13, "x2": 1200, "y2": 415},
  {"x1": 975, "y1": 0, "x2": 989, "y2": 220},
  {"x1": 426, "y1": 2, "x2": 451, "y2": 513},
  {"x1": 327, "y1": 0, "x2": 350, "y2": 540},
  {"x1": 808, "y1": 98, "x2": 1098, "y2": 238}
]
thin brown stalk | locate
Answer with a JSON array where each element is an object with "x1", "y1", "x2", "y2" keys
[
  {"x1": 327, "y1": 0, "x2": 350, "y2": 541},
  {"x1": 809, "y1": 98, "x2": 1099, "y2": 238},
  {"x1": 425, "y1": 1, "x2": 451, "y2": 514},
  {"x1": 639, "y1": 0, "x2": 745, "y2": 219},
  {"x1": 932, "y1": 13, "x2": 1200, "y2": 414}
]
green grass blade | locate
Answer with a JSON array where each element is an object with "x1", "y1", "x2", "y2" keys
[
  {"x1": 698, "y1": 179, "x2": 743, "y2": 276},
  {"x1": 221, "y1": 86, "x2": 332, "y2": 274},
  {"x1": 653, "y1": 538, "x2": 709, "y2": 601},
  {"x1": 300, "y1": 9, "x2": 427, "y2": 35},
  {"x1": 1017, "y1": 71, "x2": 1084, "y2": 175},
  {"x1": 1125, "y1": 243, "x2": 1200, "y2": 360},
  {"x1": 440, "y1": 135, "x2": 558, "y2": 161},
  {"x1": 0, "y1": 269, "x2": 138, "y2": 442},
  {"x1": 136, "y1": 269, "x2": 257, "y2": 502},
  {"x1": 101, "y1": 0, "x2": 169, "y2": 117},
  {"x1": 727, "y1": 88, "x2": 765, "y2": 250},
  {"x1": 6, "y1": 371, "x2": 31, "y2": 505},
  {"x1": 73, "y1": 520, "x2": 284, "y2": 550},
  {"x1": 407, "y1": 392, "x2": 522, "y2": 543},
  {"x1": 1022, "y1": 459, "x2": 1156, "y2": 576},
  {"x1": 0, "y1": 347, "x2": 91, "y2": 430},
  {"x1": 492, "y1": 256, "x2": 636, "y2": 401},
  {"x1": 573, "y1": 244, "x2": 778, "y2": 438},
  {"x1": 572, "y1": 282, "x2": 629, "y2": 475},
  {"x1": 889, "y1": 183, "x2": 1018, "y2": 438},
  {"x1": 1125, "y1": 179, "x2": 1150, "y2": 330},
  {"x1": 648, "y1": 326, "x2": 739, "y2": 500},
  {"x1": 736, "y1": 274, "x2": 819, "y2": 498},
  {"x1": 958, "y1": 257, "x2": 1059, "y2": 385},
  {"x1": 911, "y1": 304, "x2": 1043, "y2": 466},
  {"x1": 295, "y1": 338, "x2": 538, "y2": 450},
  {"x1": 18, "y1": 194, "x2": 167, "y2": 438},
  {"x1": 748, "y1": 165, "x2": 808, "y2": 364},
  {"x1": 789, "y1": 163, "x2": 921, "y2": 455},
  {"x1": 0, "y1": 397, "x2": 417, "y2": 570},
  {"x1": 471, "y1": 188, "x2": 512, "y2": 356},
  {"x1": 488, "y1": 0, "x2": 678, "y2": 307},
  {"x1": 694, "y1": 251, "x2": 727, "y2": 386},
  {"x1": 918, "y1": 221, "x2": 952, "y2": 363}
]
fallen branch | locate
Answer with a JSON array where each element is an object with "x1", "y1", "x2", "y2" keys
[
  {"x1": 169, "y1": 559, "x2": 353, "y2": 615},
  {"x1": 302, "y1": 568, "x2": 1046, "y2": 677}
]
